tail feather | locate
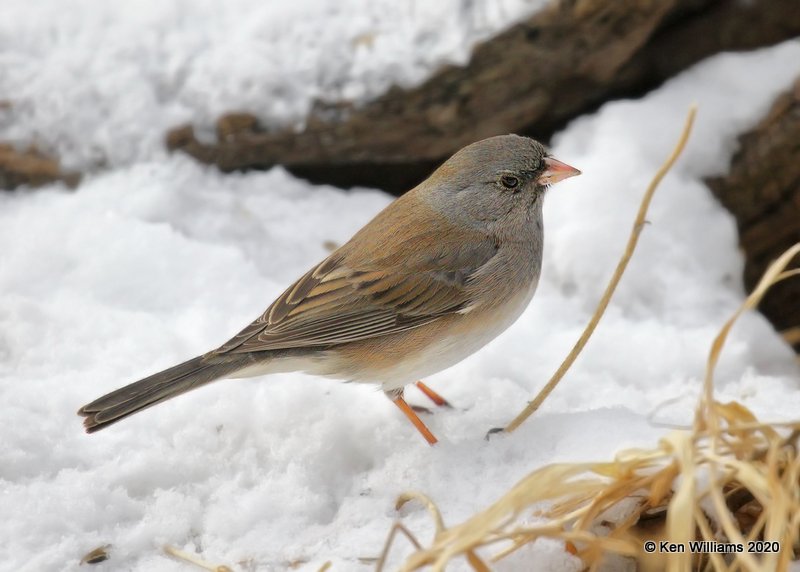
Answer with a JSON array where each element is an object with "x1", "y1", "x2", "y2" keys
[{"x1": 78, "y1": 355, "x2": 244, "y2": 433}]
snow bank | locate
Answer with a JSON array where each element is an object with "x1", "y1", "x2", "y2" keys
[{"x1": 0, "y1": 0, "x2": 545, "y2": 170}]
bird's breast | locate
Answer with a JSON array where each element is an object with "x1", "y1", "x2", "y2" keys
[{"x1": 309, "y1": 246, "x2": 541, "y2": 390}]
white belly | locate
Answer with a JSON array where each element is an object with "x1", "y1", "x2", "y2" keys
[{"x1": 345, "y1": 279, "x2": 538, "y2": 390}]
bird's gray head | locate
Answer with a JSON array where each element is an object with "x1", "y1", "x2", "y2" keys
[{"x1": 420, "y1": 134, "x2": 580, "y2": 232}]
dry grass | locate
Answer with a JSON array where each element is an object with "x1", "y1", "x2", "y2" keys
[
  {"x1": 382, "y1": 246, "x2": 800, "y2": 571},
  {"x1": 498, "y1": 106, "x2": 698, "y2": 435},
  {"x1": 378, "y1": 104, "x2": 800, "y2": 571}
]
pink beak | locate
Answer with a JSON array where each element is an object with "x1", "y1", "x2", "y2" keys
[{"x1": 538, "y1": 157, "x2": 581, "y2": 185}]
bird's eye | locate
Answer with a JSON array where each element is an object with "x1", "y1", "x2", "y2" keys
[{"x1": 499, "y1": 175, "x2": 519, "y2": 190}]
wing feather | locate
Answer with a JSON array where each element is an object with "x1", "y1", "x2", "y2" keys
[{"x1": 215, "y1": 225, "x2": 499, "y2": 354}]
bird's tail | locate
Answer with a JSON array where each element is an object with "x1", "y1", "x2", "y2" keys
[{"x1": 78, "y1": 354, "x2": 246, "y2": 433}]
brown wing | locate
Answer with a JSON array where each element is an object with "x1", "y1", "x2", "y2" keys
[{"x1": 216, "y1": 237, "x2": 498, "y2": 354}]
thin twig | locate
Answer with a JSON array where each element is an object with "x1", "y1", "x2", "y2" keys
[
  {"x1": 395, "y1": 491, "x2": 447, "y2": 534},
  {"x1": 163, "y1": 545, "x2": 233, "y2": 572},
  {"x1": 498, "y1": 105, "x2": 697, "y2": 435},
  {"x1": 375, "y1": 522, "x2": 424, "y2": 572},
  {"x1": 697, "y1": 249, "x2": 800, "y2": 434}
]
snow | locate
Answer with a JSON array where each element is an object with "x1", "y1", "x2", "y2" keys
[
  {"x1": 1, "y1": 3, "x2": 800, "y2": 570},
  {"x1": 0, "y1": 0, "x2": 546, "y2": 171}
]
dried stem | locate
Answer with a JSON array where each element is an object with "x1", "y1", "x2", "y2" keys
[
  {"x1": 163, "y1": 545, "x2": 233, "y2": 572},
  {"x1": 499, "y1": 105, "x2": 697, "y2": 435}
]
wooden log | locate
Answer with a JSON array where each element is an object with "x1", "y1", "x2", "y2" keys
[
  {"x1": 166, "y1": 0, "x2": 800, "y2": 194},
  {"x1": 706, "y1": 78, "x2": 800, "y2": 352}
]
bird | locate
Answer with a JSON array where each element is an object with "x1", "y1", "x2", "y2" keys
[{"x1": 78, "y1": 134, "x2": 580, "y2": 445}]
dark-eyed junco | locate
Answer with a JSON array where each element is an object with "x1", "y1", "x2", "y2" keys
[{"x1": 79, "y1": 135, "x2": 580, "y2": 444}]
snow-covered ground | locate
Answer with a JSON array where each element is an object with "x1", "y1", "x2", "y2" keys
[
  {"x1": 1, "y1": 2, "x2": 800, "y2": 570},
  {"x1": 0, "y1": 0, "x2": 545, "y2": 171}
]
